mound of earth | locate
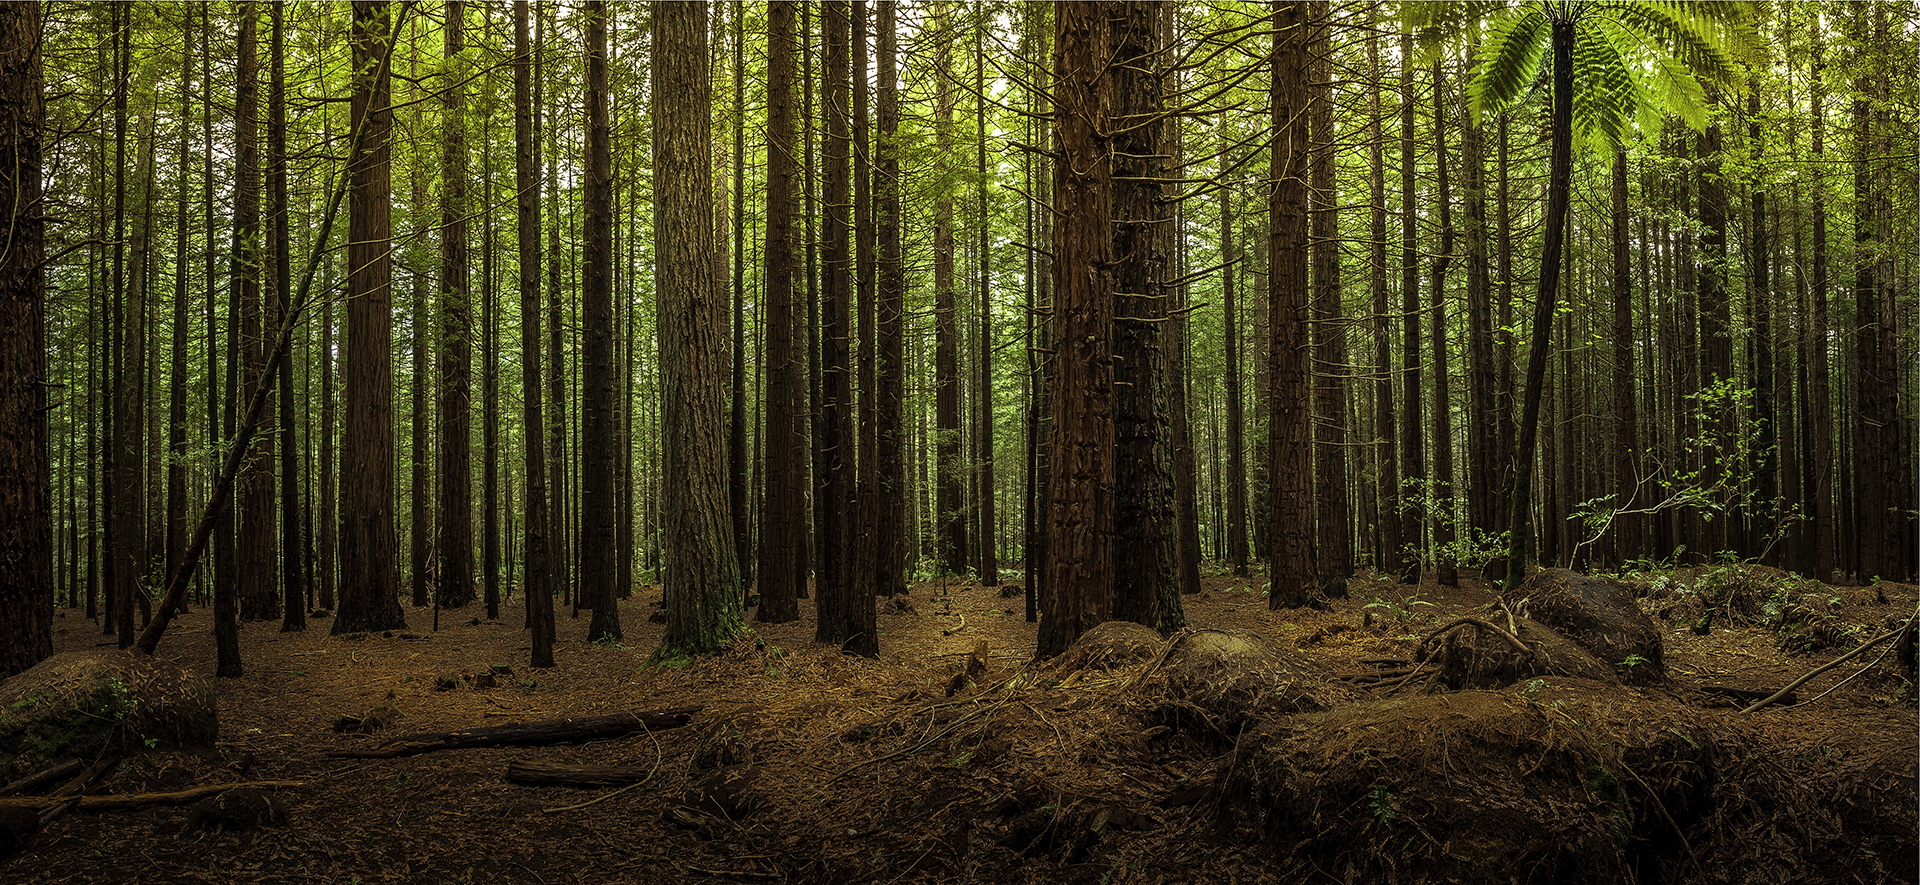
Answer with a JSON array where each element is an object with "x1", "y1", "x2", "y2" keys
[
  {"x1": 1508, "y1": 569, "x2": 1666, "y2": 683},
  {"x1": 1216, "y1": 681, "x2": 1915, "y2": 885},
  {"x1": 1049, "y1": 620, "x2": 1165, "y2": 673},
  {"x1": 1430, "y1": 612, "x2": 1619, "y2": 689},
  {"x1": 0, "y1": 652, "x2": 217, "y2": 779},
  {"x1": 1133, "y1": 627, "x2": 1354, "y2": 738}
]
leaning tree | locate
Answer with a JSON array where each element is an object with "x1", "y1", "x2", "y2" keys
[{"x1": 1409, "y1": 0, "x2": 1755, "y2": 593}]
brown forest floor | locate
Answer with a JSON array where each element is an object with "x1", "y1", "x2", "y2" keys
[{"x1": 6, "y1": 563, "x2": 1917, "y2": 885}]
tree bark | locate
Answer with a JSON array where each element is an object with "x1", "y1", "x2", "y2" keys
[
  {"x1": 1111, "y1": 0, "x2": 1179, "y2": 633},
  {"x1": 1037, "y1": 1, "x2": 1114, "y2": 659},
  {"x1": 757, "y1": 0, "x2": 804, "y2": 624},
  {"x1": 514, "y1": 0, "x2": 553, "y2": 667},
  {"x1": 0, "y1": 0, "x2": 49, "y2": 678},
  {"x1": 1367, "y1": 25, "x2": 1400, "y2": 580},
  {"x1": 580, "y1": 0, "x2": 620, "y2": 641},
  {"x1": 1427, "y1": 60, "x2": 1456, "y2": 588},
  {"x1": 1311, "y1": 2, "x2": 1349, "y2": 587},
  {"x1": 932, "y1": 2, "x2": 967, "y2": 578},
  {"x1": 436, "y1": 0, "x2": 473, "y2": 610},
  {"x1": 269, "y1": 3, "x2": 302, "y2": 631},
  {"x1": 335, "y1": 0, "x2": 407, "y2": 635},
  {"x1": 1396, "y1": 32, "x2": 1422, "y2": 585},
  {"x1": 652, "y1": 0, "x2": 744, "y2": 660},
  {"x1": 1268, "y1": 0, "x2": 1317, "y2": 609}
]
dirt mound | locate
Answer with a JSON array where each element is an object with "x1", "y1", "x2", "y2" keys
[
  {"x1": 1048, "y1": 620, "x2": 1165, "y2": 673},
  {"x1": 1133, "y1": 627, "x2": 1352, "y2": 738},
  {"x1": 0, "y1": 652, "x2": 217, "y2": 779},
  {"x1": 1430, "y1": 613, "x2": 1619, "y2": 689},
  {"x1": 1215, "y1": 683, "x2": 1916, "y2": 885},
  {"x1": 1509, "y1": 569, "x2": 1666, "y2": 683}
]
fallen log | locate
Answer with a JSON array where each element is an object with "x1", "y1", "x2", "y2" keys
[
  {"x1": 506, "y1": 761, "x2": 654, "y2": 788},
  {"x1": 0, "y1": 760, "x2": 82, "y2": 796},
  {"x1": 0, "y1": 781, "x2": 304, "y2": 814},
  {"x1": 326, "y1": 707, "x2": 701, "y2": 759}
]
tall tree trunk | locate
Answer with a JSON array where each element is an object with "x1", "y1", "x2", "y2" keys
[
  {"x1": 1502, "y1": 18, "x2": 1574, "y2": 594},
  {"x1": 1611, "y1": 152, "x2": 1640, "y2": 566},
  {"x1": 653, "y1": 0, "x2": 744, "y2": 659},
  {"x1": 1697, "y1": 101, "x2": 1731, "y2": 559},
  {"x1": 853, "y1": 0, "x2": 879, "y2": 605},
  {"x1": 1222, "y1": 122, "x2": 1249, "y2": 579},
  {"x1": 756, "y1": 0, "x2": 803, "y2": 624},
  {"x1": 1111, "y1": 0, "x2": 1179, "y2": 633},
  {"x1": 1311, "y1": 2, "x2": 1349, "y2": 588},
  {"x1": 1427, "y1": 59, "x2": 1456, "y2": 588},
  {"x1": 165, "y1": 17, "x2": 193, "y2": 606},
  {"x1": 335, "y1": 0, "x2": 407, "y2": 635},
  {"x1": 1462, "y1": 54, "x2": 1497, "y2": 556},
  {"x1": 1746, "y1": 88, "x2": 1775, "y2": 562},
  {"x1": 974, "y1": 18, "x2": 999, "y2": 590},
  {"x1": 729, "y1": 0, "x2": 753, "y2": 595},
  {"x1": 270, "y1": 3, "x2": 303, "y2": 631},
  {"x1": 876, "y1": 0, "x2": 905, "y2": 599},
  {"x1": 1268, "y1": 0, "x2": 1316, "y2": 609},
  {"x1": 1037, "y1": 0, "x2": 1114, "y2": 659},
  {"x1": 1396, "y1": 32, "x2": 1422, "y2": 585},
  {"x1": 437, "y1": 0, "x2": 473, "y2": 609},
  {"x1": 234, "y1": 8, "x2": 277, "y2": 624},
  {"x1": 513, "y1": 0, "x2": 554, "y2": 667},
  {"x1": 1368, "y1": 25, "x2": 1400, "y2": 579},
  {"x1": 815, "y1": 0, "x2": 861, "y2": 650},
  {"x1": 0, "y1": 0, "x2": 49, "y2": 678},
  {"x1": 1809, "y1": 23, "x2": 1832, "y2": 583},
  {"x1": 932, "y1": 2, "x2": 967, "y2": 577},
  {"x1": 580, "y1": 0, "x2": 620, "y2": 641}
]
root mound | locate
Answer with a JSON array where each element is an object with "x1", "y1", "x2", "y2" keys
[
  {"x1": 1509, "y1": 569, "x2": 1666, "y2": 683},
  {"x1": 1217, "y1": 688, "x2": 1711, "y2": 883},
  {"x1": 1049, "y1": 620, "x2": 1165, "y2": 673},
  {"x1": 0, "y1": 652, "x2": 217, "y2": 778},
  {"x1": 1431, "y1": 612, "x2": 1618, "y2": 690},
  {"x1": 1135, "y1": 628, "x2": 1351, "y2": 738}
]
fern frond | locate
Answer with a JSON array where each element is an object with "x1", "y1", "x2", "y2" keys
[
  {"x1": 1405, "y1": 0, "x2": 1510, "y2": 63},
  {"x1": 1468, "y1": 6, "x2": 1549, "y2": 120}
]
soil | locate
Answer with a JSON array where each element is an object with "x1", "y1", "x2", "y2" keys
[{"x1": 4, "y1": 566, "x2": 1915, "y2": 884}]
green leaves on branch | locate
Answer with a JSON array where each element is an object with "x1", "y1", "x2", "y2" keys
[{"x1": 1404, "y1": 0, "x2": 1758, "y2": 154}]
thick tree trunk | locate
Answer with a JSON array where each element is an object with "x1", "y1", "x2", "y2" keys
[
  {"x1": 0, "y1": 0, "x2": 49, "y2": 678},
  {"x1": 1111, "y1": 0, "x2": 1179, "y2": 634},
  {"x1": 1269, "y1": 0, "x2": 1317, "y2": 609},
  {"x1": 234, "y1": 10, "x2": 276, "y2": 624},
  {"x1": 580, "y1": 0, "x2": 619, "y2": 641},
  {"x1": 1311, "y1": 3, "x2": 1349, "y2": 587},
  {"x1": 932, "y1": 3, "x2": 967, "y2": 578},
  {"x1": 653, "y1": 0, "x2": 744, "y2": 660},
  {"x1": 815, "y1": 0, "x2": 864, "y2": 652},
  {"x1": 514, "y1": 0, "x2": 553, "y2": 667},
  {"x1": 1037, "y1": 1, "x2": 1114, "y2": 659},
  {"x1": 436, "y1": 0, "x2": 473, "y2": 610},
  {"x1": 756, "y1": 0, "x2": 804, "y2": 624},
  {"x1": 876, "y1": 0, "x2": 905, "y2": 599},
  {"x1": 335, "y1": 0, "x2": 406, "y2": 636}
]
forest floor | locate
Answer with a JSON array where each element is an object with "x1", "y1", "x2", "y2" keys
[{"x1": 6, "y1": 563, "x2": 1917, "y2": 885}]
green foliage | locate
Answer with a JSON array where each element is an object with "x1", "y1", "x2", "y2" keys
[{"x1": 1409, "y1": 0, "x2": 1757, "y2": 154}]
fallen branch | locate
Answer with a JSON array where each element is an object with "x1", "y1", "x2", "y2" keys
[
  {"x1": 1421, "y1": 617, "x2": 1534, "y2": 659},
  {"x1": 0, "y1": 782, "x2": 304, "y2": 813},
  {"x1": 506, "y1": 762, "x2": 654, "y2": 788},
  {"x1": 0, "y1": 760, "x2": 81, "y2": 796},
  {"x1": 1742, "y1": 607, "x2": 1918, "y2": 714},
  {"x1": 326, "y1": 708, "x2": 700, "y2": 758}
]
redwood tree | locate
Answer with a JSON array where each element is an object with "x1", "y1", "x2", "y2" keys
[{"x1": 0, "y1": 0, "x2": 48, "y2": 678}]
